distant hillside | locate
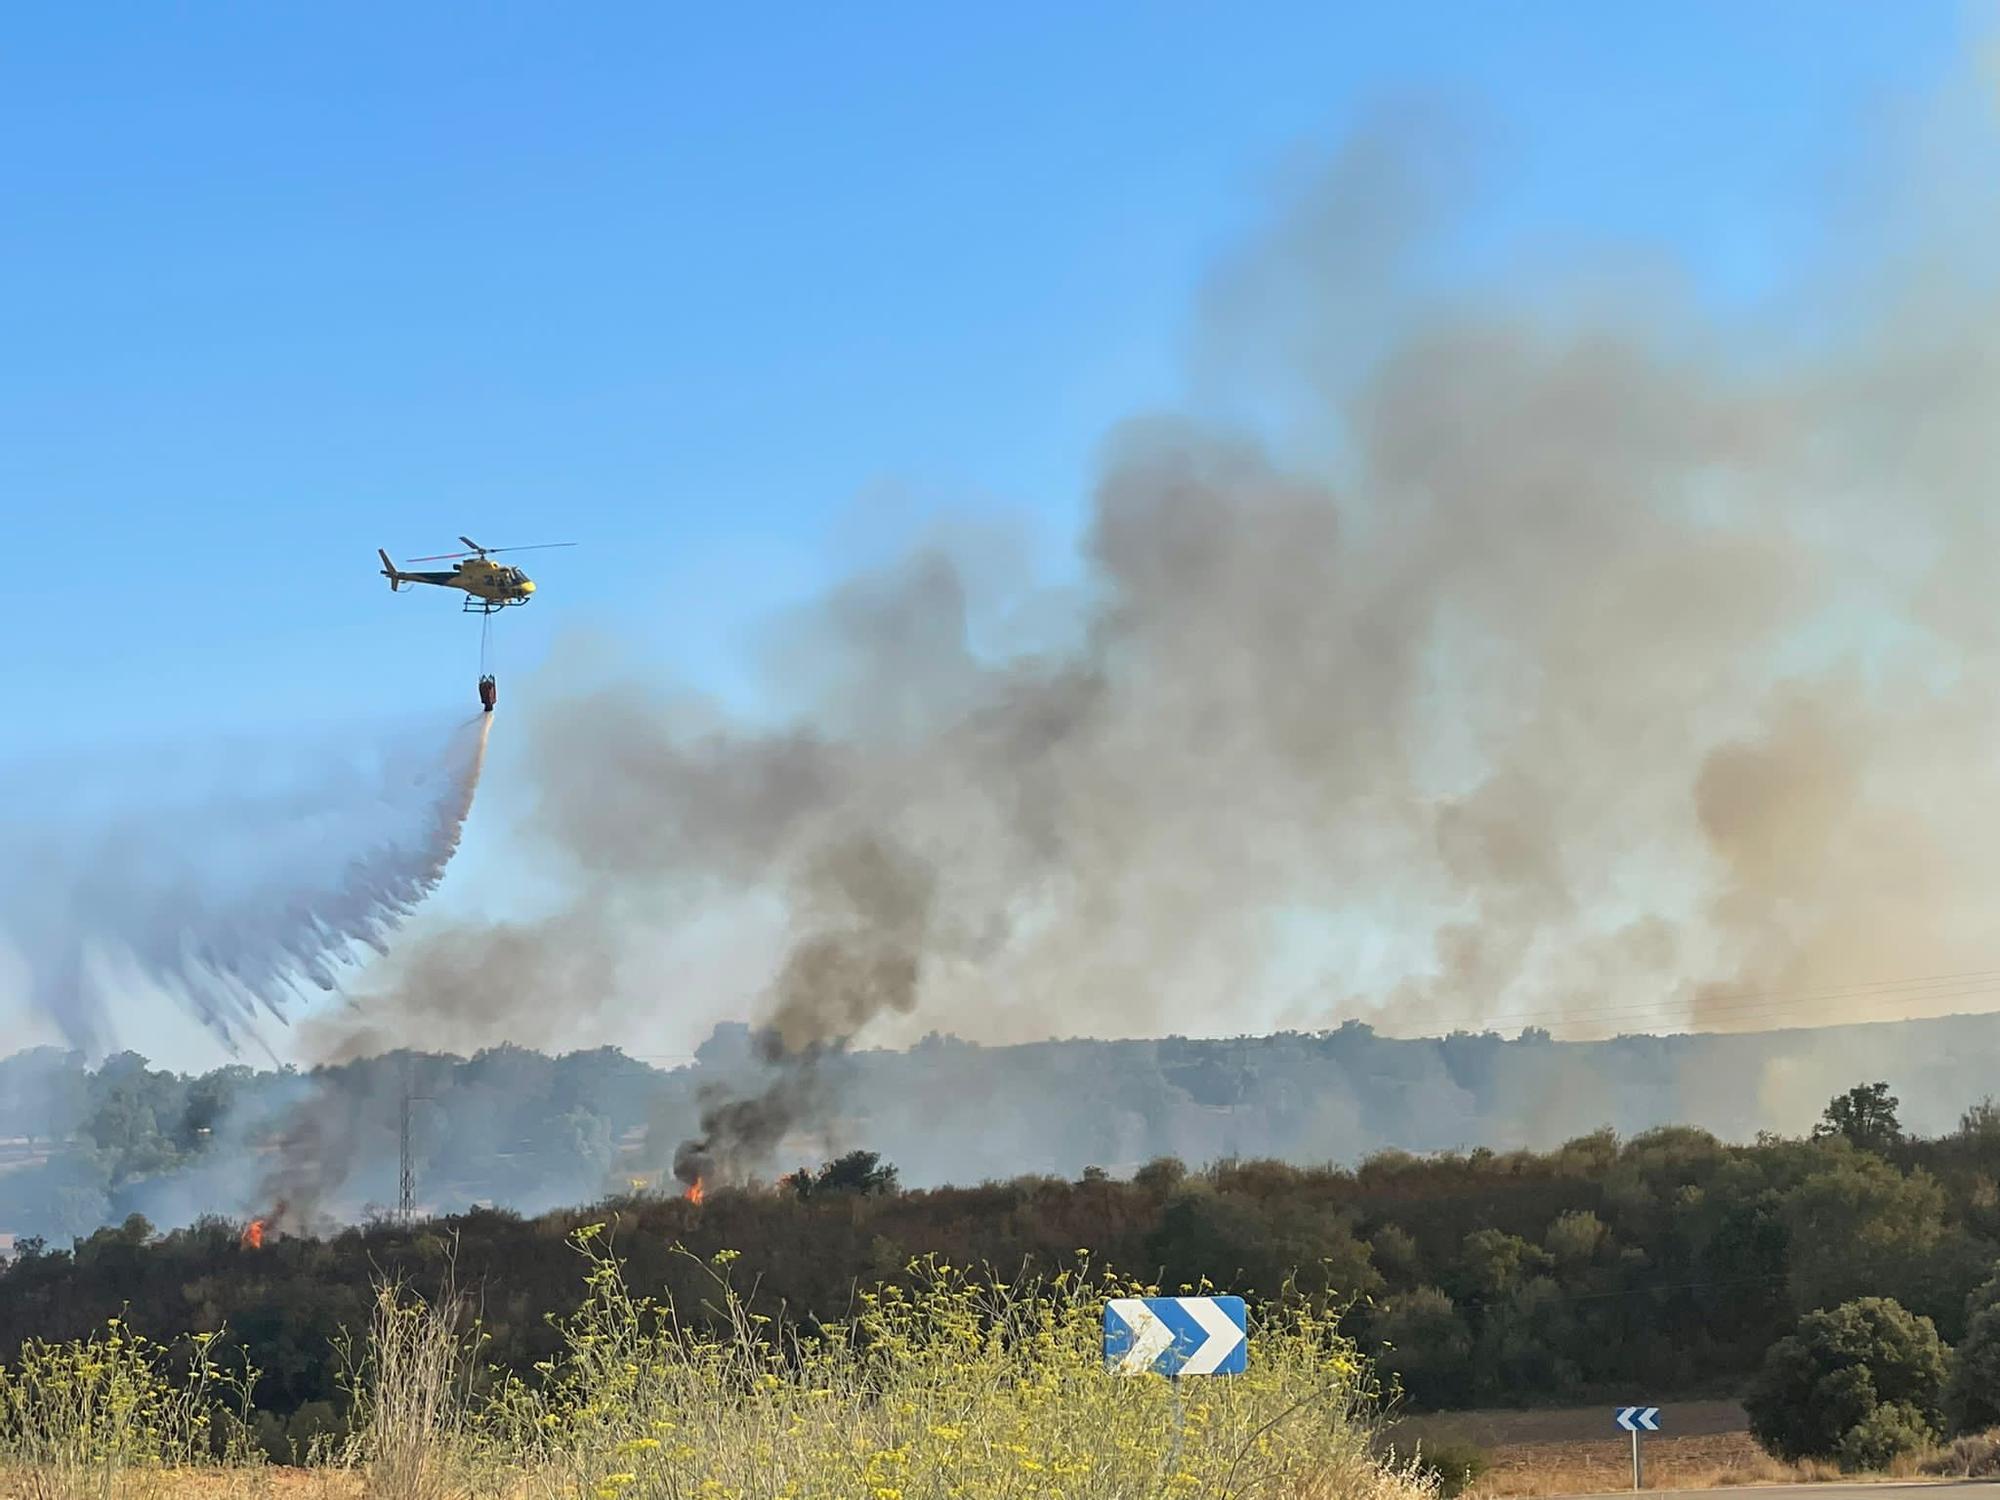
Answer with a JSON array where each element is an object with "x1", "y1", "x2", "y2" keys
[
  {"x1": 817, "y1": 1010, "x2": 2000, "y2": 1185},
  {"x1": 2, "y1": 1009, "x2": 1999, "y2": 1240}
]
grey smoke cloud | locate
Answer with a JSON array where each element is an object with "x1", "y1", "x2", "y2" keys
[{"x1": 337, "y1": 89, "x2": 2000, "y2": 1179}]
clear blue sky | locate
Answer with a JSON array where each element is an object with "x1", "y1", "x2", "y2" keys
[{"x1": 1, "y1": 2, "x2": 1972, "y2": 759}]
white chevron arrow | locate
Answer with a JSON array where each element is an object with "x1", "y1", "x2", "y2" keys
[
  {"x1": 1108, "y1": 1299, "x2": 1175, "y2": 1375},
  {"x1": 1178, "y1": 1297, "x2": 1247, "y2": 1375}
]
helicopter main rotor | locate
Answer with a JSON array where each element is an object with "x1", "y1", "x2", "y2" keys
[{"x1": 404, "y1": 537, "x2": 579, "y2": 563}]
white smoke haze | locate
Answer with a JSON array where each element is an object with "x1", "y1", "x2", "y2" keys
[
  {"x1": 298, "y1": 77, "x2": 2000, "y2": 1182},
  {"x1": 0, "y1": 714, "x2": 492, "y2": 1060}
]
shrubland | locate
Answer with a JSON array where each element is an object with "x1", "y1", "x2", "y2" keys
[
  {"x1": 0, "y1": 1228, "x2": 1428, "y2": 1500},
  {"x1": 7, "y1": 1078, "x2": 2000, "y2": 1482},
  {"x1": 13, "y1": 1081, "x2": 2000, "y2": 1435}
]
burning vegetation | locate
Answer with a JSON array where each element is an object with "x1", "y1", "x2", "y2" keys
[{"x1": 238, "y1": 1201, "x2": 287, "y2": 1250}]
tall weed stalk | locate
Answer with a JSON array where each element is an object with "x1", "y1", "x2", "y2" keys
[{"x1": 0, "y1": 1318, "x2": 256, "y2": 1500}]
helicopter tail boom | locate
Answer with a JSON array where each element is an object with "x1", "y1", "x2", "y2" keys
[{"x1": 379, "y1": 549, "x2": 406, "y2": 591}]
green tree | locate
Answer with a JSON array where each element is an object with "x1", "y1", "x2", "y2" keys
[
  {"x1": 1544, "y1": 1210, "x2": 1606, "y2": 1273},
  {"x1": 557, "y1": 1106, "x2": 614, "y2": 1181},
  {"x1": 1133, "y1": 1157, "x2": 1188, "y2": 1194},
  {"x1": 1374, "y1": 1286, "x2": 1474, "y2": 1409},
  {"x1": 814, "y1": 1150, "x2": 899, "y2": 1196},
  {"x1": 1476, "y1": 1276, "x2": 1577, "y2": 1396},
  {"x1": 176, "y1": 1066, "x2": 250, "y2": 1151},
  {"x1": 1945, "y1": 1265, "x2": 2000, "y2": 1435},
  {"x1": 1958, "y1": 1098, "x2": 2000, "y2": 1144},
  {"x1": 1455, "y1": 1229, "x2": 1552, "y2": 1300},
  {"x1": 1782, "y1": 1155, "x2": 1954, "y2": 1323},
  {"x1": 1947, "y1": 1303, "x2": 2000, "y2": 1435},
  {"x1": 1369, "y1": 1223, "x2": 1423, "y2": 1287},
  {"x1": 1745, "y1": 1297, "x2": 1948, "y2": 1469},
  {"x1": 1814, "y1": 1083, "x2": 1903, "y2": 1154},
  {"x1": 1836, "y1": 1403, "x2": 1939, "y2": 1471}
]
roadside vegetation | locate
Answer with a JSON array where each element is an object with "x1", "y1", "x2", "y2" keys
[
  {"x1": 0, "y1": 1228, "x2": 1429, "y2": 1500},
  {"x1": 7, "y1": 1079, "x2": 2000, "y2": 1490},
  {"x1": 14, "y1": 1081, "x2": 2000, "y2": 1441}
]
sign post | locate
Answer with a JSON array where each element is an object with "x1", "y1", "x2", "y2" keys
[
  {"x1": 1105, "y1": 1297, "x2": 1248, "y2": 1476},
  {"x1": 1614, "y1": 1407, "x2": 1661, "y2": 1490}
]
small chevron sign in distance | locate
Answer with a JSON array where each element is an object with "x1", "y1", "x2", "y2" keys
[
  {"x1": 1103, "y1": 1296, "x2": 1247, "y2": 1377},
  {"x1": 1615, "y1": 1407, "x2": 1661, "y2": 1432}
]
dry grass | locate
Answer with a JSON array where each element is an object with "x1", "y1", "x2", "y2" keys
[
  {"x1": 0, "y1": 1470, "x2": 361, "y2": 1500},
  {"x1": 1455, "y1": 1431, "x2": 1838, "y2": 1496},
  {"x1": 1387, "y1": 1402, "x2": 1752, "y2": 1451},
  {"x1": 0, "y1": 1318, "x2": 257, "y2": 1500},
  {"x1": 327, "y1": 1282, "x2": 486, "y2": 1500},
  {"x1": 1378, "y1": 1404, "x2": 2000, "y2": 1497},
  {"x1": 1379, "y1": 1401, "x2": 1789, "y2": 1497},
  {"x1": 1921, "y1": 1430, "x2": 2000, "y2": 1479},
  {"x1": 8, "y1": 1397, "x2": 1989, "y2": 1499}
]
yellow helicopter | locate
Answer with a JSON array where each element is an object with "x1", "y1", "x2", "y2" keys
[{"x1": 377, "y1": 536, "x2": 575, "y2": 614}]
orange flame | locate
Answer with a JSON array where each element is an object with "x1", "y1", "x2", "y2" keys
[
  {"x1": 684, "y1": 1178, "x2": 706, "y2": 1206},
  {"x1": 240, "y1": 1218, "x2": 265, "y2": 1250}
]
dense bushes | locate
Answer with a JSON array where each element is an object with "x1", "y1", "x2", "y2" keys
[
  {"x1": 1744, "y1": 1298, "x2": 1949, "y2": 1469},
  {"x1": 10, "y1": 1077, "x2": 2000, "y2": 1434},
  {"x1": 1946, "y1": 1272, "x2": 2000, "y2": 1435}
]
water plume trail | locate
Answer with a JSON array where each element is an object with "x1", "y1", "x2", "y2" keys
[
  {"x1": 367, "y1": 713, "x2": 493, "y2": 925},
  {"x1": 0, "y1": 712, "x2": 496, "y2": 1056}
]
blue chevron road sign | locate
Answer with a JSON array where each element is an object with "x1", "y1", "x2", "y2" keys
[
  {"x1": 1615, "y1": 1407, "x2": 1661, "y2": 1432},
  {"x1": 1104, "y1": 1296, "x2": 1247, "y2": 1377}
]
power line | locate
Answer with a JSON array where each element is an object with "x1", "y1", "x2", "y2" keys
[
  {"x1": 398, "y1": 1091, "x2": 414, "y2": 1224},
  {"x1": 1492, "y1": 970, "x2": 2000, "y2": 1027},
  {"x1": 1517, "y1": 1271, "x2": 1792, "y2": 1307},
  {"x1": 397, "y1": 1059, "x2": 433, "y2": 1226},
  {"x1": 1421, "y1": 1270, "x2": 1796, "y2": 1315},
  {"x1": 1486, "y1": 969, "x2": 2000, "y2": 1027},
  {"x1": 1370, "y1": 965, "x2": 2000, "y2": 1038}
]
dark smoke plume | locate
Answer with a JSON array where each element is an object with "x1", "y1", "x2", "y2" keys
[
  {"x1": 344, "y1": 80, "x2": 2000, "y2": 1182},
  {"x1": 670, "y1": 1037, "x2": 825, "y2": 1188}
]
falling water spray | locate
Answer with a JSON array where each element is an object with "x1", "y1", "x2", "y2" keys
[{"x1": 0, "y1": 712, "x2": 496, "y2": 1056}]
